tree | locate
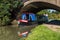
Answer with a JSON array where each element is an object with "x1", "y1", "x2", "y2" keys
[
  {"x1": 0, "y1": 0, "x2": 23, "y2": 26},
  {"x1": 37, "y1": 9, "x2": 50, "y2": 15},
  {"x1": 37, "y1": 9, "x2": 60, "y2": 20}
]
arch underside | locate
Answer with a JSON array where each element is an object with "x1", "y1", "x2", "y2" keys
[{"x1": 21, "y1": 2, "x2": 60, "y2": 13}]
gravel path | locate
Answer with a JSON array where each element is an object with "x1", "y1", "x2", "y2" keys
[{"x1": 44, "y1": 24, "x2": 60, "y2": 32}]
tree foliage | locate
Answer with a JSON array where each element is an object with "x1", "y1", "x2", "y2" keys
[
  {"x1": 37, "y1": 9, "x2": 60, "y2": 20},
  {"x1": 0, "y1": 0, "x2": 23, "y2": 26}
]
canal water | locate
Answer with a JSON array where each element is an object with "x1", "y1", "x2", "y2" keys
[
  {"x1": 0, "y1": 24, "x2": 38, "y2": 40},
  {"x1": 0, "y1": 25, "x2": 18, "y2": 40}
]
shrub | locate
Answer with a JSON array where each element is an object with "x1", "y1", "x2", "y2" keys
[{"x1": 0, "y1": 0, "x2": 23, "y2": 25}]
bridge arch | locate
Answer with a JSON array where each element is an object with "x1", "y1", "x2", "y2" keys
[{"x1": 21, "y1": 1, "x2": 60, "y2": 13}]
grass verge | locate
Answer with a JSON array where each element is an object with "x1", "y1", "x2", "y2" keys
[{"x1": 26, "y1": 25, "x2": 60, "y2": 40}]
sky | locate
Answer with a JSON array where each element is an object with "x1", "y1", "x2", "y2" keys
[{"x1": 47, "y1": 9, "x2": 56, "y2": 13}]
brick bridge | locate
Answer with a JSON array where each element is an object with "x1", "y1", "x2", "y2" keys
[{"x1": 21, "y1": 0, "x2": 60, "y2": 13}]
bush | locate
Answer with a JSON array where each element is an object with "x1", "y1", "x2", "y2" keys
[
  {"x1": 26, "y1": 25, "x2": 60, "y2": 40},
  {"x1": 2, "y1": 16, "x2": 11, "y2": 25},
  {"x1": 0, "y1": 0, "x2": 23, "y2": 25}
]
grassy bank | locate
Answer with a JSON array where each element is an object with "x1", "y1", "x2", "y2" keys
[{"x1": 26, "y1": 25, "x2": 60, "y2": 40}]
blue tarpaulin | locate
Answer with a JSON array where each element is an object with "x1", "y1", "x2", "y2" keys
[
  {"x1": 21, "y1": 13, "x2": 26, "y2": 20},
  {"x1": 29, "y1": 13, "x2": 37, "y2": 21},
  {"x1": 21, "y1": 13, "x2": 37, "y2": 21}
]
